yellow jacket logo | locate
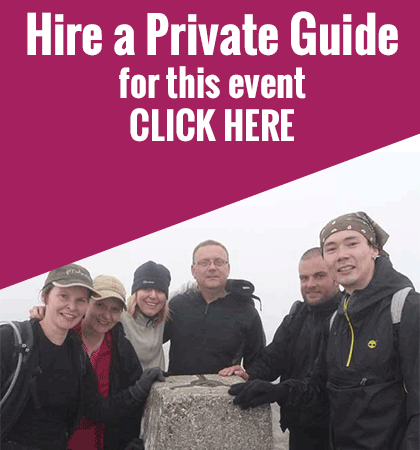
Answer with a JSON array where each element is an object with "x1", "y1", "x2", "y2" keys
[{"x1": 368, "y1": 340, "x2": 377, "y2": 349}]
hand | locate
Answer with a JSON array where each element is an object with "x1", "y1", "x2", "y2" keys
[
  {"x1": 29, "y1": 305, "x2": 46, "y2": 320},
  {"x1": 228, "y1": 380, "x2": 288, "y2": 409},
  {"x1": 129, "y1": 367, "x2": 166, "y2": 402},
  {"x1": 219, "y1": 365, "x2": 249, "y2": 381}
]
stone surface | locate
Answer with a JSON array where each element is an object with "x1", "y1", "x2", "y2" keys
[
  {"x1": 271, "y1": 403, "x2": 289, "y2": 450},
  {"x1": 141, "y1": 374, "x2": 274, "y2": 450}
]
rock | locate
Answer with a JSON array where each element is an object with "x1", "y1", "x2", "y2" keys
[
  {"x1": 271, "y1": 403, "x2": 289, "y2": 450},
  {"x1": 141, "y1": 374, "x2": 274, "y2": 450}
]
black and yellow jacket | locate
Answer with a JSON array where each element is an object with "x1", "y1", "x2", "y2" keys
[
  {"x1": 284, "y1": 257, "x2": 419, "y2": 450},
  {"x1": 106, "y1": 322, "x2": 144, "y2": 450}
]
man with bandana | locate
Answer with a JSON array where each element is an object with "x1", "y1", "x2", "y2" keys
[{"x1": 229, "y1": 212, "x2": 419, "y2": 450}]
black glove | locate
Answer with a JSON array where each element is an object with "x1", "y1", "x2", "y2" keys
[
  {"x1": 124, "y1": 437, "x2": 145, "y2": 450},
  {"x1": 228, "y1": 382, "x2": 248, "y2": 396},
  {"x1": 229, "y1": 380, "x2": 288, "y2": 409},
  {"x1": 129, "y1": 367, "x2": 166, "y2": 402}
]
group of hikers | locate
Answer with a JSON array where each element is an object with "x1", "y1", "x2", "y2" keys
[{"x1": 1, "y1": 211, "x2": 418, "y2": 450}]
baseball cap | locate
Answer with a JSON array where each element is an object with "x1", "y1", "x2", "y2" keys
[
  {"x1": 93, "y1": 275, "x2": 127, "y2": 310},
  {"x1": 43, "y1": 263, "x2": 101, "y2": 298}
]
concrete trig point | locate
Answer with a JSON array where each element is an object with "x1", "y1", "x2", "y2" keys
[{"x1": 141, "y1": 374, "x2": 274, "y2": 450}]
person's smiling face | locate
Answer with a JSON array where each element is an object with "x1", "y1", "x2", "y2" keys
[
  {"x1": 43, "y1": 286, "x2": 89, "y2": 331},
  {"x1": 299, "y1": 255, "x2": 338, "y2": 306},
  {"x1": 323, "y1": 230, "x2": 379, "y2": 294},
  {"x1": 83, "y1": 297, "x2": 124, "y2": 334},
  {"x1": 135, "y1": 288, "x2": 167, "y2": 317}
]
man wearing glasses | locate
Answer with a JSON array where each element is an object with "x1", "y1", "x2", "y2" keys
[{"x1": 164, "y1": 239, "x2": 265, "y2": 375}]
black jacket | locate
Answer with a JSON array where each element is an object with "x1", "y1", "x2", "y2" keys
[
  {"x1": 247, "y1": 293, "x2": 341, "y2": 431},
  {"x1": 1, "y1": 320, "x2": 144, "y2": 450},
  {"x1": 284, "y1": 257, "x2": 419, "y2": 450},
  {"x1": 105, "y1": 322, "x2": 143, "y2": 450},
  {"x1": 164, "y1": 280, "x2": 266, "y2": 375}
]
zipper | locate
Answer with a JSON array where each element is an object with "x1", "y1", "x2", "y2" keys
[{"x1": 343, "y1": 294, "x2": 355, "y2": 367}]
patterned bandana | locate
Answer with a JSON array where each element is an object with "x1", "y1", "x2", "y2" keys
[{"x1": 320, "y1": 212, "x2": 389, "y2": 256}]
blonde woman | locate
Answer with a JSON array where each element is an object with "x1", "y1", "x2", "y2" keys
[{"x1": 119, "y1": 261, "x2": 171, "y2": 370}]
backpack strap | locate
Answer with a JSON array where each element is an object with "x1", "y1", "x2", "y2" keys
[
  {"x1": 282, "y1": 300, "x2": 307, "y2": 379},
  {"x1": 390, "y1": 287, "x2": 412, "y2": 389},
  {"x1": 1, "y1": 321, "x2": 37, "y2": 441},
  {"x1": 15, "y1": 320, "x2": 34, "y2": 357},
  {"x1": 286, "y1": 301, "x2": 306, "y2": 341},
  {"x1": 329, "y1": 287, "x2": 412, "y2": 330},
  {"x1": 0, "y1": 321, "x2": 34, "y2": 405},
  {"x1": 390, "y1": 287, "x2": 412, "y2": 324}
]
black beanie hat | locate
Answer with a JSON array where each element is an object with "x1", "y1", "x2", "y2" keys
[{"x1": 131, "y1": 261, "x2": 171, "y2": 297}]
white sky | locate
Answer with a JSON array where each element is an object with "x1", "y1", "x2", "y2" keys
[{"x1": 1, "y1": 134, "x2": 419, "y2": 344}]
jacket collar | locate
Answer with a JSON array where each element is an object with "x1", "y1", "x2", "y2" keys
[{"x1": 337, "y1": 257, "x2": 413, "y2": 315}]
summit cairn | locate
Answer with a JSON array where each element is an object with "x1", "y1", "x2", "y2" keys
[{"x1": 141, "y1": 374, "x2": 274, "y2": 450}]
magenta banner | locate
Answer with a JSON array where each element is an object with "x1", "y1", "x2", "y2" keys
[{"x1": 2, "y1": 0, "x2": 419, "y2": 288}]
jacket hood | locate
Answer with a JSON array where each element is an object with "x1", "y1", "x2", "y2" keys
[
  {"x1": 225, "y1": 279, "x2": 262, "y2": 309},
  {"x1": 171, "y1": 279, "x2": 261, "y2": 309},
  {"x1": 338, "y1": 257, "x2": 414, "y2": 315}
]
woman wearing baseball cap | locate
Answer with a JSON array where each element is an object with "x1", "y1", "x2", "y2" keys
[
  {"x1": 1, "y1": 264, "x2": 164, "y2": 450},
  {"x1": 67, "y1": 274, "x2": 145, "y2": 450}
]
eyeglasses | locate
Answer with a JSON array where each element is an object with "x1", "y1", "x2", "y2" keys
[{"x1": 195, "y1": 259, "x2": 228, "y2": 268}]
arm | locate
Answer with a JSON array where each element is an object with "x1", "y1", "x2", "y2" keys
[
  {"x1": 246, "y1": 314, "x2": 294, "y2": 382},
  {"x1": 241, "y1": 309, "x2": 266, "y2": 371},
  {"x1": 278, "y1": 320, "x2": 330, "y2": 428},
  {"x1": 82, "y1": 362, "x2": 139, "y2": 424},
  {"x1": 230, "y1": 321, "x2": 329, "y2": 429},
  {"x1": 82, "y1": 353, "x2": 164, "y2": 424},
  {"x1": 399, "y1": 291, "x2": 419, "y2": 450}
]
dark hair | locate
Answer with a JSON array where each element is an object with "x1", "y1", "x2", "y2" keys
[
  {"x1": 192, "y1": 240, "x2": 229, "y2": 264},
  {"x1": 40, "y1": 283, "x2": 55, "y2": 303}
]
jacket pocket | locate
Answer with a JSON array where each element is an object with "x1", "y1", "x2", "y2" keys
[{"x1": 327, "y1": 380, "x2": 406, "y2": 450}]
